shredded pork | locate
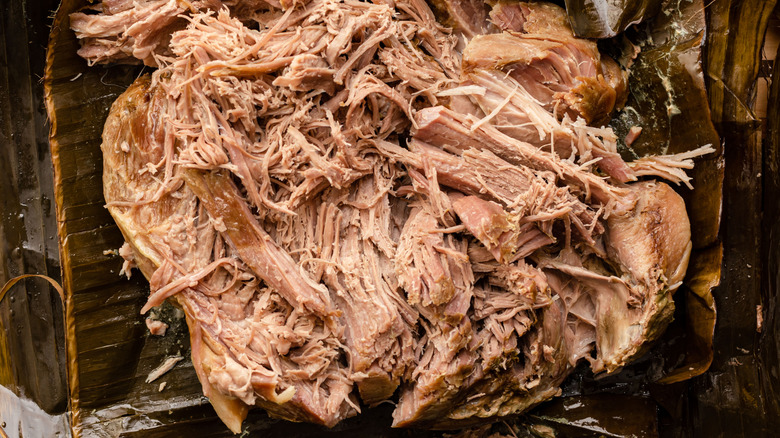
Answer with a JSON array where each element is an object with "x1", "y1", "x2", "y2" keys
[{"x1": 76, "y1": 0, "x2": 711, "y2": 432}]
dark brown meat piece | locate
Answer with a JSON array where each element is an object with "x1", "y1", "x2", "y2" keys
[
  {"x1": 489, "y1": 1, "x2": 571, "y2": 34},
  {"x1": 469, "y1": 2, "x2": 628, "y2": 126},
  {"x1": 462, "y1": 32, "x2": 619, "y2": 126}
]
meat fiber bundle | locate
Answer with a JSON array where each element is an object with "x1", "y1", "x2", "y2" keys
[{"x1": 71, "y1": 0, "x2": 711, "y2": 432}]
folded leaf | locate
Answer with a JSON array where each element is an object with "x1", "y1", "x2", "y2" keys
[{"x1": 564, "y1": 0, "x2": 663, "y2": 38}]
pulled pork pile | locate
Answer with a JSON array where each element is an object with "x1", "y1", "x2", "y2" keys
[{"x1": 73, "y1": 0, "x2": 712, "y2": 432}]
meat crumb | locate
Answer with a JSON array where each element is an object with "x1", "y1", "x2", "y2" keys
[
  {"x1": 118, "y1": 242, "x2": 136, "y2": 279},
  {"x1": 625, "y1": 126, "x2": 643, "y2": 146},
  {"x1": 159, "y1": 382, "x2": 167, "y2": 392},
  {"x1": 528, "y1": 424, "x2": 556, "y2": 438},
  {"x1": 211, "y1": 216, "x2": 227, "y2": 232},
  {"x1": 146, "y1": 318, "x2": 169, "y2": 336},
  {"x1": 146, "y1": 356, "x2": 183, "y2": 383},
  {"x1": 757, "y1": 304, "x2": 763, "y2": 333},
  {"x1": 542, "y1": 345, "x2": 555, "y2": 362}
]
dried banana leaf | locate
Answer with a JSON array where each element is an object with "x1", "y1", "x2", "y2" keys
[
  {"x1": 564, "y1": 0, "x2": 663, "y2": 38},
  {"x1": 529, "y1": 394, "x2": 659, "y2": 437},
  {"x1": 687, "y1": 0, "x2": 780, "y2": 435},
  {"x1": 596, "y1": 0, "x2": 723, "y2": 385},
  {"x1": 41, "y1": 0, "x2": 732, "y2": 436},
  {"x1": 760, "y1": 38, "x2": 780, "y2": 433},
  {"x1": 0, "y1": 0, "x2": 68, "y2": 419},
  {"x1": 44, "y1": 0, "x2": 208, "y2": 434}
]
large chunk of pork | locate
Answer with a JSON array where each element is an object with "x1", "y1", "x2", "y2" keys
[
  {"x1": 477, "y1": 1, "x2": 627, "y2": 125},
  {"x1": 102, "y1": 76, "x2": 358, "y2": 430},
  {"x1": 539, "y1": 181, "x2": 690, "y2": 375}
]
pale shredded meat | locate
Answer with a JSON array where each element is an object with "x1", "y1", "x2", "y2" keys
[{"x1": 77, "y1": 0, "x2": 712, "y2": 432}]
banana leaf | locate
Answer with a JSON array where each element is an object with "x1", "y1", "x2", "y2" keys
[
  {"x1": 760, "y1": 36, "x2": 780, "y2": 434},
  {"x1": 603, "y1": 0, "x2": 723, "y2": 386},
  {"x1": 564, "y1": 0, "x2": 663, "y2": 38},
  {"x1": 0, "y1": 0, "x2": 68, "y2": 420},
  {"x1": 34, "y1": 0, "x2": 775, "y2": 436},
  {"x1": 688, "y1": 0, "x2": 780, "y2": 435}
]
